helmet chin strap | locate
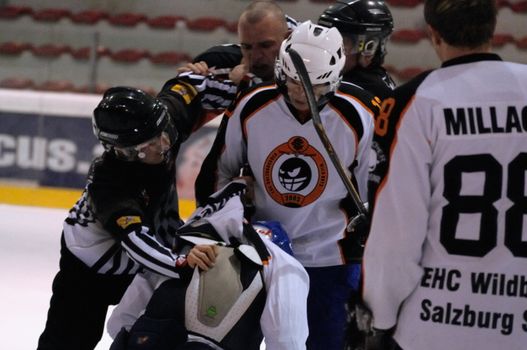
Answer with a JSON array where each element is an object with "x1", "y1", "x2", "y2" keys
[{"x1": 160, "y1": 142, "x2": 178, "y2": 163}]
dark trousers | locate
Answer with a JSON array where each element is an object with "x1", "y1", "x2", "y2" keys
[
  {"x1": 37, "y1": 238, "x2": 134, "y2": 350},
  {"x1": 305, "y1": 265, "x2": 359, "y2": 350}
]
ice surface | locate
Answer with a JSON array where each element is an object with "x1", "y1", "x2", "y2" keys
[{"x1": 0, "y1": 204, "x2": 114, "y2": 350}]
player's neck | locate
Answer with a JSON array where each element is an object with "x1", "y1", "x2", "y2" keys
[{"x1": 296, "y1": 109, "x2": 311, "y2": 123}]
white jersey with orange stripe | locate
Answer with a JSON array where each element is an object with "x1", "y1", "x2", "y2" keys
[
  {"x1": 209, "y1": 82, "x2": 375, "y2": 267},
  {"x1": 363, "y1": 53, "x2": 527, "y2": 350}
]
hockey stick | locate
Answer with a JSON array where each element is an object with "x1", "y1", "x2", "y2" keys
[{"x1": 287, "y1": 48, "x2": 368, "y2": 234}]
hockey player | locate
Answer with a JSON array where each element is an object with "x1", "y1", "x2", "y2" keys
[
  {"x1": 362, "y1": 1, "x2": 527, "y2": 349},
  {"x1": 107, "y1": 181, "x2": 309, "y2": 350},
  {"x1": 37, "y1": 86, "x2": 227, "y2": 350},
  {"x1": 318, "y1": 0, "x2": 396, "y2": 100},
  {"x1": 195, "y1": 21, "x2": 376, "y2": 349}
]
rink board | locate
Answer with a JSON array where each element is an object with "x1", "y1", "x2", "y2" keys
[{"x1": 0, "y1": 88, "x2": 219, "y2": 214}]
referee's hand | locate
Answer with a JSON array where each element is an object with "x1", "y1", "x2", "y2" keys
[
  {"x1": 187, "y1": 244, "x2": 218, "y2": 271},
  {"x1": 176, "y1": 61, "x2": 210, "y2": 75}
]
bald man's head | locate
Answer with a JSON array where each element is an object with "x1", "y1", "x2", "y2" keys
[{"x1": 237, "y1": 1, "x2": 290, "y2": 80}]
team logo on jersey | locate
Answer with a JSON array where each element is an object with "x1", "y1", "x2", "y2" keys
[
  {"x1": 116, "y1": 216, "x2": 141, "y2": 229},
  {"x1": 263, "y1": 136, "x2": 327, "y2": 207}
]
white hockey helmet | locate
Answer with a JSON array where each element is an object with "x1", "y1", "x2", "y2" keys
[{"x1": 275, "y1": 20, "x2": 345, "y2": 95}]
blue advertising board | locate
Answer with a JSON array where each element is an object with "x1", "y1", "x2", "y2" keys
[
  {"x1": 0, "y1": 89, "x2": 218, "y2": 200},
  {"x1": 0, "y1": 111, "x2": 101, "y2": 188}
]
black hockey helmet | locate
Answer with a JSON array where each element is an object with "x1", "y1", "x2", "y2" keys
[
  {"x1": 93, "y1": 86, "x2": 177, "y2": 160},
  {"x1": 318, "y1": 0, "x2": 393, "y2": 61}
]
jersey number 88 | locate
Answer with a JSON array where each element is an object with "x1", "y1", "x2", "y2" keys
[{"x1": 440, "y1": 152, "x2": 527, "y2": 258}]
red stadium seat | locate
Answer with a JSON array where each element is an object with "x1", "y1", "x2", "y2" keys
[
  {"x1": 70, "y1": 47, "x2": 92, "y2": 60},
  {"x1": 386, "y1": 0, "x2": 511, "y2": 8},
  {"x1": 147, "y1": 15, "x2": 185, "y2": 29},
  {"x1": 150, "y1": 51, "x2": 192, "y2": 65},
  {"x1": 383, "y1": 64, "x2": 398, "y2": 76},
  {"x1": 110, "y1": 48, "x2": 150, "y2": 62},
  {"x1": 224, "y1": 21, "x2": 238, "y2": 33},
  {"x1": 69, "y1": 10, "x2": 108, "y2": 24},
  {"x1": 390, "y1": 29, "x2": 427, "y2": 43},
  {"x1": 516, "y1": 36, "x2": 527, "y2": 49},
  {"x1": 36, "y1": 80, "x2": 76, "y2": 92},
  {"x1": 71, "y1": 84, "x2": 108, "y2": 94},
  {"x1": 492, "y1": 33, "x2": 516, "y2": 47},
  {"x1": 93, "y1": 83, "x2": 113, "y2": 95},
  {"x1": 0, "y1": 41, "x2": 32, "y2": 55},
  {"x1": 32, "y1": 8, "x2": 71, "y2": 22},
  {"x1": 108, "y1": 12, "x2": 146, "y2": 26},
  {"x1": 69, "y1": 85, "x2": 91, "y2": 94},
  {"x1": 509, "y1": 1, "x2": 527, "y2": 12},
  {"x1": 0, "y1": 5, "x2": 33, "y2": 19},
  {"x1": 185, "y1": 17, "x2": 227, "y2": 31},
  {"x1": 32, "y1": 44, "x2": 71, "y2": 57},
  {"x1": 0, "y1": 77, "x2": 35, "y2": 89}
]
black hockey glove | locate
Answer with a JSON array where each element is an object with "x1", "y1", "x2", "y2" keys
[
  {"x1": 339, "y1": 213, "x2": 370, "y2": 264},
  {"x1": 365, "y1": 327, "x2": 396, "y2": 350},
  {"x1": 345, "y1": 289, "x2": 373, "y2": 350}
]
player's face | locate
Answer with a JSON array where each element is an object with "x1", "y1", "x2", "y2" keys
[
  {"x1": 285, "y1": 77, "x2": 329, "y2": 112},
  {"x1": 115, "y1": 132, "x2": 171, "y2": 164},
  {"x1": 238, "y1": 14, "x2": 288, "y2": 81},
  {"x1": 342, "y1": 35, "x2": 377, "y2": 71}
]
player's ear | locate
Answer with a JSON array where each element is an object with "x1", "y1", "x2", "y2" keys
[{"x1": 427, "y1": 25, "x2": 442, "y2": 47}]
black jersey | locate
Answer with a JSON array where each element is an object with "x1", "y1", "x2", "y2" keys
[
  {"x1": 342, "y1": 65, "x2": 395, "y2": 101},
  {"x1": 63, "y1": 152, "x2": 184, "y2": 277},
  {"x1": 367, "y1": 66, "x2": 430, "y2": 212},
  {"x1": 194, "y1": 44, "x2": 243, "y2": 71}
]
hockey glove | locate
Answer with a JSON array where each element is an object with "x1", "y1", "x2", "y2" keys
[
  {"x1": 365, "y1": 327, "x2": 396, "y2": 350},
  {"x1": 339, "y1": 214, "x2": 370, "y2": 263},
  {"x1": 345, "y1": 288, "x2": 372, "y2": 350}
]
